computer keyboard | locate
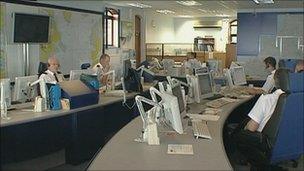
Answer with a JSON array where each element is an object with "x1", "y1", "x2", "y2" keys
[
  {"x1": 103, "y1": 90, "x2": 126, "y2": 97},
  {"x1": 205, "y1": 97, "x2": 237, "y2": 108},
  {"x1": 191, "y1": 120, "x2": 211, "y2": 139},
  {"x1": 187, "y1": 113, "x2": 220, "y2": 121}
]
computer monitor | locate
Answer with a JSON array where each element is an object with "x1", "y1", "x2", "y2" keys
[
  {"x1": 0, "y1": 78, "x2": 11, "y2": 108},
  {"x1": 161, "y1": 92, "x2": 184, "y2": 134},
  {"x1": 13, "y1": 75, "x2": 38, "y2": 102},
  {"x1": 123, "y1": 59, "x2": 132, "y2": 78},
  {"x1": 197, "y1": 73, "x2": 214, "y2": 99},
  {"x1": 189, "y1": 59, "x2": 201, "y2": 69},
  {"x1": 230, "y1": 66, "x2": 247, "y2": 86},
  {"x1": 223, "y1": 68, "x2": 234, "y2": 88},
  {"x1": 207, "y1": 59, "x2": 219, "y2": 72},
  {"x1": 162, "y1": 59, "x2": 174, "y2": 71},
  {"x1": 171, "y1": 83, "x2": 186, "y2": 114},
  {"x1": 69, "y1": 69, "x2": 95, "y2": 81}
]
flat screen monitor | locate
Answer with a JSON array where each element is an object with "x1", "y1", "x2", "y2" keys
[
  {"x1": 13, "y1": 13, "x2": 49, "y2": 43},
  {"x1": 161, "y1": 92, "x2": 184, "y2": 134},
  {"x1": 69, "y1": 69, "x2": 95, "y2": 81},
  {"x1": 123, "y1": 59, "x2": 132, "y2": 78},
  {"x1": 230, "y1": 66, "x2": 247, "y2": 86},
  {"x1": 0, "y1": 78, "x2": 11, "y2": 108},
  {"x1": 207, "y1": 59, "x2": 219, "y2": 72},
  {"x1": 171, "y1": 83, "x2": 185, "y2": 114},
  {"x1": 13, "y1": 75, "x2": 38, "y2": 102},
  {"x1": 162, "y1": 59, "x2": 174, "y2": 71},
  {"x1": 197, "y1": 73, "x2": 214, "y2": 99}
]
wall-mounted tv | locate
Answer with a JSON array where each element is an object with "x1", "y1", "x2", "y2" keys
[{"x1": 13, "y1": 13, "x2": 50, "y2": 43}]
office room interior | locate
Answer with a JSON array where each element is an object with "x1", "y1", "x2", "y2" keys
[{"x1": 0, "y1": 0, "x2": 303, "y2": 170}]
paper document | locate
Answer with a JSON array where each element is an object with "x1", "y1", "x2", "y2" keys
[
  {"x1": 167, "y1": 144, "x2": 194, "y2": 155},
  {"x1": 187, "y1": 113, "x2": 220, "y2": 121}
]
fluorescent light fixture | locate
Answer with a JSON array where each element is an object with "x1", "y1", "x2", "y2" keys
[
  {"x1": 128, "y1": 2, "x2": 152, "y2": 9},
  {"x1": 215, "y1": 14, "x2": 230, "y2": 17},
  {"x1": 252, "y1": 0, "x2": 274, "y2": 4},
  {"x1": 176, "y1": 1, "x2": 201, "y2": 6},
  {"x1": 156, "y1": 9, "x2": 175, "y2": 14},
  {"x1": 177, "y1": 15, "x2": 194, "y2": 18},
  {"x1": 198, "y1": 9, "x2": 207, "y2": 12}
]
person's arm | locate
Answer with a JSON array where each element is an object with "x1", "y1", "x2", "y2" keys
[
  {"x1": 247, "y1": 87, "x2": 265, "y2": 95},
  {"x1": 245, "y1": 119, "x2": 259, "y2": 132}
]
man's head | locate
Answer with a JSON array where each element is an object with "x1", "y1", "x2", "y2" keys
[
  {"x1": 295, "y1": 60, "x2": 304, "y2": 73},
  {"x1": 47, "y1": 56, "x2": 60, "y2": 73},
  {"x1": 99, "y1": 54, "x2": 110, "y2": 67},
  {"x1": 264, "y1": 56, "x2": 276, "y2": 71}
]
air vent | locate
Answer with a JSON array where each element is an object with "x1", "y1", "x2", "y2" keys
[{"x1": 193, "y1": 20, "x2": 222, "y2": 28}]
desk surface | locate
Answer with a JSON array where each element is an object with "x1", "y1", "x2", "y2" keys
[
  {"x1": 88, "y1": 97, "x2": 253, "y2": 170},
  {"x1": 0, "y1": 83, "x2": 155, "y2": 128}
]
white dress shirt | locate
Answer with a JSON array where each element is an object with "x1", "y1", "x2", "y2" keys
[
  {"x1": 39, "y1": 70, "x2": 64, "y2": 84},
  {"x1": 262, "y1": 70, "x2": 276, "y2": 93},
  {"x1": 248, "y1": 89, "x2": 285, "y2": 132}
]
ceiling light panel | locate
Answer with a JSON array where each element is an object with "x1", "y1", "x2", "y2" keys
[
  {"x1": 156, "y1": 9, "x2": 175, "y2": 14},
  {"x1": 176, "y1": 1, "x2": 202, "y2": 6},
  {"x1": 128, "y1": 2, "x2": 152, "y2": 9},
  {"x1": 252, "y1": 0, "x2": 274, "y2": 4}
]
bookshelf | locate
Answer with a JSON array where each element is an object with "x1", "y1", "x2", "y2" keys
[{"x1": 194, "y1": 37, "x2": 215, "y2": 52}]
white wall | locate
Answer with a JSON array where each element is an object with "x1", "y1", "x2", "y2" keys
[
  {"x1": 145, "y1": 11, "x2": 175, "y2": 43},
  {"x1": 145, "y1": 13, "x2": 232, "y2": 52}
]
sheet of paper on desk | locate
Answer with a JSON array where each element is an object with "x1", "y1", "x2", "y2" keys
[
  {"x1": 167, "y1": 144, "x2": 194, "y2": 155},
  {"x1": 187, "y1": 114, "x2": 220, "y2": 121}
]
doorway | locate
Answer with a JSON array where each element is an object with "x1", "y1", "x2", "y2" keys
[{"x1": 135, "y1": 15, "x2": 141, "y2": 67}]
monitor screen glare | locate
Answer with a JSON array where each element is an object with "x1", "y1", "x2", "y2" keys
[
  {"x1": 231, "y1": 66, "x2": 247, "y2": 86},
  {"x1": 197, "y1": 73, "x2": 213, "y2": 99},
  {"x1": 13, "y1": 75, "x2": 38, "y2": 102}
]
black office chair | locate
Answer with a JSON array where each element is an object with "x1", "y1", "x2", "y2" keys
[
  {"x1": 38, "y1": 62, "x2": 48, "y2": 77},
  {"x1": 234, "y1": 69, "x2": 304, "y2": 169}
]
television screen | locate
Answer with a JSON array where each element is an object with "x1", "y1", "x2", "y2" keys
[{"x1": 13, "y1": 13, "x2": 49, "y2": 43}]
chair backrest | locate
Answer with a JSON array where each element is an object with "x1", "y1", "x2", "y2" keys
[
  {"x1": 38, "y1": 62, "x2": 48, "y2": 76},
  {"x1": 278, "y1": 59, "x2": 299, "y2": 72},
  {"x1": 262, "y1": 71, "x2": 304, "y2": 164}
]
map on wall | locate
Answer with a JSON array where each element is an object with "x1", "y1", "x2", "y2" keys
[
  {"x1": 121, "y1": 20, "x2": 134, "y2": 49},
  {"x1": 38, "y1": 8, "x2": 103, "y2": 74},
  {"x1": 0, "y1": 2, "x2": 6, "y2": 78}
]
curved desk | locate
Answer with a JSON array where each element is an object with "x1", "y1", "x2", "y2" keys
[
  {"x1": 88, "y1": 97, "x2": 253, "y2": 170},
  {"x1": 1, "y1": 83, "x2": 154, "y2": 166}
]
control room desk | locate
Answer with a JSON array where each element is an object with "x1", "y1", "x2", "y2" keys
[
  {"x1": 88, "y1": 96, "x2": 254, "y2": 170},
  {"x1": 1, "y1": 84, "x2": 153, "y2": 166}
]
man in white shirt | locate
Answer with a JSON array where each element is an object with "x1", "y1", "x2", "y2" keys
[
  {"x1": 247, "y1": 56, "x2": 277, "y2": 95},
  {"x1": 39, "y1": 56, "x2": 64, "y2": 84},
  {"x1": 245, "y1": 68, "x2": 286, "y2": 132},
  {"x1": 92, "y1": 54, "x2": 111, "y2": 85}
]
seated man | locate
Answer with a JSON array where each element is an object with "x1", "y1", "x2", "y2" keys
[
  {"x1": 247, "y1": 56, "x2": 277, "y2": 95},
  {"x1": 39, "y1": 56, "x2": 64, "y2": 84},
  {"x1": 93, "y1": 54, "x2": 111, "y2": 85},
  {"x1": 244, "y1": 60, "x2": 302, "y2": 132}
]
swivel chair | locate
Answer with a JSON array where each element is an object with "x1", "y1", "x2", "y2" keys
[
  {"x1": 38, "y1": 62, "x2": 48, "y2": 76},
  {"x1": 278, "y1": 59, "x2": 299, "y2": 72},
  {"x1": 235, "y1": 69, "x2": 304, "y2": 169}
]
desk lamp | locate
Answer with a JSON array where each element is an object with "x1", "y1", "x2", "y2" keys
[
  {"x1": 1, "y1": 82, "x2": 10, "y2": 120},
  {"x1": 135, "y1": 95, "x2": 162, "y2": 145}
]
